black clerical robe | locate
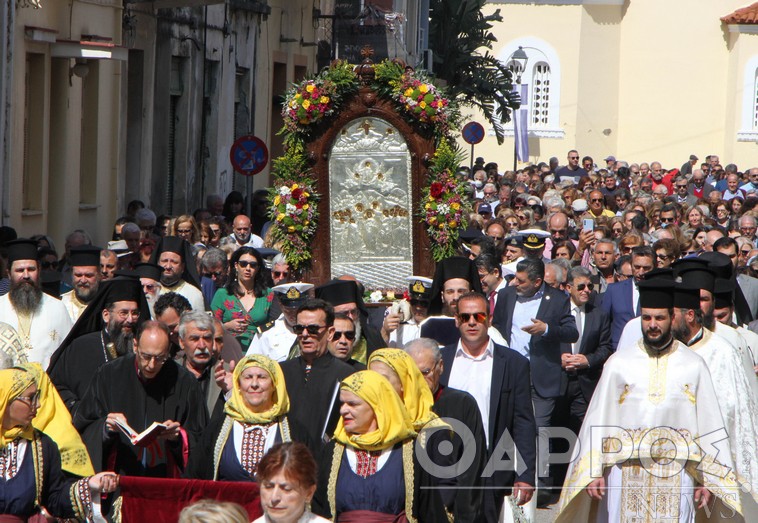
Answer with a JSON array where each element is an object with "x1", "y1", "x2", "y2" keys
[
  {"x1": 432, "y1": 385, "x2": 487, "y2": 523},
  {"x1": 74, "y1": 354, "x2": 208, "y2": 477},
  {"x1": 49, "y1": 330, "x2": 116, "y2": 414},
  {"x1": 279, "y1": 352, "x2": 355, "y2": 454}
]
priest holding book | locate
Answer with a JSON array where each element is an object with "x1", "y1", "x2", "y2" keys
[{"x1": 74, "y1": 320, "x2": 208, "y2": 477}]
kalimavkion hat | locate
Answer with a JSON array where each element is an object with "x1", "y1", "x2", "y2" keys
[
  {"x1": 6, "y1": 239, "x2": 39, "y2": 265},
  {"x1": 673, "y1": 283, "x2": 701, "y2": 310},
  {"x1": 713, "y1": 278, "x2": 735, "y2": 309},
  {"x1": 68, "y1": 246, "x2": 102, "y2": 267},
  {"x1": 638, "y1": 279, "x2": 675, "y2": 309}
]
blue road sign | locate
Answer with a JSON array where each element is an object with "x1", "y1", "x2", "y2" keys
[
  {"x1": 230, "y1": 135, "x2": 269, "y2": 176},
  {"x1": 462, "y1": 122, "x2": 485, "y2": 145}
]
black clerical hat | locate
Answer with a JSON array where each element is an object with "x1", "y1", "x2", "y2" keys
[
  {"x1": 69, "y1": 246, "x2": 101, "y2": 267},
  {"x1": 638, "y1": 279, "x2": 675, "y2": 309},
  {"x1": 6, "y1": 239, "x2": 38, "y2": 265},
  {"x1": 676, "y1": 267, "x2": 715, "y2": 294},
  {"x1": 160, "y1": 236, "x2": 186, "y2": 256},
  {"x1": 459, "y1": 226, "x2": 483, "y2": 243},
  {"x1": 698, "y1": 251, "x2": 733, "y2": 280},
  {"x1": 427, "y1": 256, "x2": 483, "y2": 315},
  {"x1": 713, "y1": 278, "x2": 736, "y2": 309},
  {"x1": 673, "y1": 283, "x2": 701, "y2": 310},
  {"x1": 671, "y1": 257, "x2": 709, "y2": 277},
  {"x1": 642, "y1": 268, "x2": 674, "y2": 281},
  {"x1": 133, "y1": 263, "x2": 163, "y2": 282},
  {"x1": 48, "y1": 276, "x2": 151, "y2": 373},
  {"x1": 148, "y1": 236, "x2": 201, "y2": 289},
  {"x1": 41, "y1": 270, "x2": 62, "y2": 299},
  {"x1": 316, "y1": 279, "x2": 362, "y2": 307}
]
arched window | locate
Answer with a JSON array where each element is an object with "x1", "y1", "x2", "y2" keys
[
  {"x1": 738, "y1": 56, "x2": 758, "y2": 141},
  {"x1": 498, "y1": 39, "x2": 563, "y2": 139}
]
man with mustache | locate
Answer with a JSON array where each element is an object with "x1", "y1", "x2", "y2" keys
[
  {"x1": 48, "y1": 275, "x2": 151, "y2": 414},
  {"x1": 60, "y1": 245, "x2": 103, "y2": 322},
  {"x1": 0, "y1": 239, "x2": 72, "y2": 367},
  {"x1": 178, "y1": 310, "x2": 225, "y2": 419}
]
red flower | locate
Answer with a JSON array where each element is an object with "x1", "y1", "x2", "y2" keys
[
  {"x1": 214, "y1": 309, "x2": 223, "y2": 321},
  {"x1": 267, "y1": 292, "x2": 274, "y2": 303},
  {"x1": 232, "y1": 311, "x2": 244, "y2": 320},
  {"x1": 430, "y1": 182, "x2": 444, "y2": 198},
  {"x1": 292, "y1": 188, "x2": 303, "y2": 199},
  {"x1": 224, "y1": 299, "x2": 235, "y2": 310}
]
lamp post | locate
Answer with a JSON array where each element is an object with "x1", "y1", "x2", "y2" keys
[{"x1": 509, "y1": 46, "x2": 528, "y2": 171}]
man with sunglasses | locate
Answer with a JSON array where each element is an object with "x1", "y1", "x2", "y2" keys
[
  {"x1": 554, "y1": 149, "x2": 587, "y2": 185},
  {"x1": 247, "y1": 282, "x2": 313, "y2": 362},
  {"x1": 559, "y1": 267, "x2": 611, "y2": 435},
  {"x1": 280, "y1": 299, "x2": 355, "y2": 449},
  {"x1": 327, "y1": 312, "x2": 364, "y2": 370},
  {"x1": 198, "y1": 248, "x2": 228, "y2": 308},
  {"x1": 585, "y1": 190, "x2": 615, "y2": 220},
  {"x1": 673, "y1": 175, "x2": 697, "y2": 207},
  {"x1": 74, "y1": 320, "x2": 207, "y2": 477},
  {"x1": 440, "y1": 292, "x2": 536, "y2": 520}
]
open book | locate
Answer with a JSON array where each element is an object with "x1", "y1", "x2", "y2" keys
[{"x1": 114, "y1": 418, "x2": 167, "y2": 447}]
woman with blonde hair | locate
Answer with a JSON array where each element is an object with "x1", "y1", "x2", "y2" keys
[
  {"x1": 173, "y1": 214, "x2": 200, "y2": 245},
  {"x1": 179, "y1": 500, "x2": 249, "y2": 523}
]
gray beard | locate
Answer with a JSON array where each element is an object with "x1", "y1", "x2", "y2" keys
[
  {"x1": 74, "y1": 284, "x2": 98, "y2": 303},
  {"x1": 9, "y1": 282, "x2": 42, "y2": 315},
  {"x1": 354, "y1": 319, "x2": 362, "y2": 342}
]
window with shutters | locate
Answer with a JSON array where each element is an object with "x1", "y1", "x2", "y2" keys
[{"x1": 499, "y1": 39, "x2": 563, "y2": 139}]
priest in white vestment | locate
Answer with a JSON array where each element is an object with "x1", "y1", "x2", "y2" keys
[{"x1": 557, "y1": 279, "x2": 744, "y2": 523}]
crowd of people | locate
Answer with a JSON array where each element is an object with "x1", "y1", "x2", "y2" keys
[{"x1": 0, "y1": 149, "x2": 756, "y2": 522}]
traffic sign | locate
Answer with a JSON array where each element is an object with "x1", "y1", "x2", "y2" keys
[
  {"x1": 462, "y1": 122, "x2": 485, "y2": 145},
  {"x1": 230, "y1": 135, "x2": 269, "y2": 176}
]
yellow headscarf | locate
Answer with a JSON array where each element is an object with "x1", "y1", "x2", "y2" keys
[
  {"x1": 19, "y1": 363, "x2": 95, "y2": 477},
  {"x1": 224, "y1": 354, "x2": 290, "y2": 425},
  {"x1": 0, "y1": 366, "x2": 35, "y2": 448},
  {"x1": 332, "y1": 371, "x2": 416, "y2": 451},
  {"x1": 367, "y1": 348, "x2": 446, "y2": 431}
]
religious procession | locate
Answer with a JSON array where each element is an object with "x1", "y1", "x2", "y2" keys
[{"x1": 2, "y1": 1, "x2": 758, "y2": 522}]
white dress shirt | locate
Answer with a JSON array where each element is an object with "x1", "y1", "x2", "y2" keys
[
  {"x1": 509, "y1": 286, "x2": 545, "y2": 359},
  {"x1": 448, "y1": 339, "x2": 494, "y2": 445},
  {"x1": 571, "y1": 303, "x2": 585, "y2": 354}
]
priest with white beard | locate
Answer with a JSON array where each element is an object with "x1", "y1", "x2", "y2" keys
[
  {"x1": 556, "y1": 279, "x2": 745, "y2": 522},
  {"x1": 0, "y1": 239, "x2": 72, "y2": 367}
]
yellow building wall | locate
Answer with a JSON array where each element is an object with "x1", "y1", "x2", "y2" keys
[{"x1": 461, "y1": 0, "x2": 758, "y2": 170}]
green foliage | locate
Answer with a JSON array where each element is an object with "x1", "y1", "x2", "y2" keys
[{"x1": 429, "y1": 0, "x2": 520, "y2": 144}]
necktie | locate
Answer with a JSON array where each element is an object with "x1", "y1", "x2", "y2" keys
[
  {"x1": 573, "y1": 306, "x2": 583, "y2": 354},
  {"x1": 355, "y1": 449, "x2": 382, "y2": 478},
  {"x1": 241, "y1": 425, "x2": 269, "y2": 475},
  {"x1": 489, "y1": 291, "x2": 496, "y2": 316}
]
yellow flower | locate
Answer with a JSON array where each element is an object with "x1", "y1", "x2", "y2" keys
[
  {"x1": 419, "y1": 101, "x2": 426, "y2": 109},
  {"x1": 404, "y1": 88, "x2": 413, "y2": 97},
  {"x1": 419, "y1": 84, "x2": 429, "y2": 94},
  {"x1": 448, "y1": 220, "x2": 458, "y2": 228},
  {"x1": 304, "y1": 220, "x2": 310, "y2": 226},
  {"x1": 303, "y1": 192, "x2": 310, "y2": 198},
  {"x1": 276, "y1": 213, "x2": 286, "y2": 222},
  {"x1": 288, "y1": 226, "x2": 296, "y2": 233},
  {"x1": 306, "y1": 84, "x2": 315, "y2": 93},
  {"x1": 295, "y1": 93, "x2": 301, "y2": 99},
  {"x1": 429, "y1": 216, "x2": 437, "y2": 224},
  {"x1": 302, "y1": 204, "x2": 309, "y2": 210},
  {"x1": 291, "y1": 183, "x2": 299, "y2": 190},
  {"x1": 320, "y1": 96, "x2": 329, "y2": 104},
  {"x1": 425, "y1": 203, "x2": 431, "y2": 210},
  {"x1": 438, "y1": 222, "x2": 445, "y2": 229},
  {"x1": 289, "y1": 101, "x2": 298, "y2": 109},
  {"x1": 274, "y1": 195, "x2": 281, "y2": 205},
  {"x1": 450, "y1": 202, "x2": 460, "y2": 210},
  {"x1": 302, "y1": 100, "x2": 311, "y2": 110}
]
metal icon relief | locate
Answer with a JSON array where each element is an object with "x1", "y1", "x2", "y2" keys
[{"x1": 329, "y1": 117, "x2": 413, "y2": 288}]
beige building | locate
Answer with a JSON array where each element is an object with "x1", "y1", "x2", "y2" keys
[{"x1": 459, "y1": 0, "x2": 758, "y2": 171}]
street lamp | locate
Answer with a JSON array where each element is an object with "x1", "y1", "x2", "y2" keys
[{"x1": 508, "y1": 46, "x2": 529, "y2": 170}]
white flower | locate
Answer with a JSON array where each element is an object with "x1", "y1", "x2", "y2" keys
[
  {"x1": 279, "y1": 186, "x2": 291, "y2": 196},
  {"x1": 437, "y1": 203, "x2": 450, "y2": 215},
  {"x1": 369, "y1": 290, "x2": 383, "y2": 303},
  {"x1": 285, "y1": 203, "x2": 297, "y2": 214}
]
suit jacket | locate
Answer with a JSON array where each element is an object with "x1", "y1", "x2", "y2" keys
[
  {"x1": 675, "y1": 194, "x2": 699, "y2": 208},
  {"x1": 573, "y1": 302, "x2": 612, "y2": 401},
  {"x1": 598, "y1": 277, "x2": 635, "y2": 351},
  {"x1": 737, "y1": 274, "x2": 758, "y2": 323},
  {"x1": 491, "y1": 285, "x2": 578, "y2": 398},
  {"x1": 688, "y1": 183, "x2": 714, "y2": 199},
  {"x1": 440, "y1": 343, "x2": 537, "y2": 516}
]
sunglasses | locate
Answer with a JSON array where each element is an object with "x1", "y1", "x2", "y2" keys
[
  {"x1": 575, "y1": 283, "x2": 594, "y2": 291},
  {"x1": 15, "y1": 390, "x2": 41, "y2": 407},
  {"x1": 458, "y1": 312, "x2": 488, "y2": 323},
  {"x1": 332, "y1": 330, "x2": 356, "y2": 341},
  {"x1": 237, "y1": 260, "x2": 259, "y2": 269},
  {"x1": 273, "y1": 271, "x2": 289, "y2": 278},
  {"x1": 741, "y1": 250, "x2": 752, "y2": 255},
  {"x1": 656, "y1": 253, "x2": 674, "y2": 260},
  {"x1": 659, "y1": 217, "x2": 675, "y2": 223},
  {"x1": 41, "y1": 261, "x2": 57, "y2": 269},
  {"x1": 293, "y1": 324, "x2": 326, "y2": 336},
  {"x1": 204, "y1": 271, "x2": 224, "y2": 278},
  {"x1": 590, "y1": 198, "x2": 604, "y2": 203}
]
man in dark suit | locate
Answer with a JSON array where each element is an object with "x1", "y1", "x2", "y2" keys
[
  {"x1": 406, "y1": 337, "x2": 487, "y2": 523},
  {"x1": 560, "y1": 267, "x2": 612, "y2": 432},
  {"x1": 599, "y1": 245, "x2": 656, "y2": 350},
  {"x1": 440, "y1": 293, "x2": 536, "y2": 522},
  {"x1": 490, "y1": 258, "x2": 578, "y2": 500}
]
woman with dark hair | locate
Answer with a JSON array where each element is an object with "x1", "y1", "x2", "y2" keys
[
  {"x1": 223, "y1": 191, "x2": 245, "y2": 225},
  {"x1": 211, "y1": 247, "x2": 273, "y2": 350},
  {"x1": 254, "y1": 442, "x2": 329, "y2": 523},
  {"x1": 551, "y1": 239, "x2": 577, "y2": 261}
]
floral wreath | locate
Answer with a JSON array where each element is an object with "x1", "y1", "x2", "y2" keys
[{"x1": 271, "y1": 58, "x2": 467, "y2": 270}]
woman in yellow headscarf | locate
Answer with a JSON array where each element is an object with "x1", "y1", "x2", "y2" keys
[
  {"x1": 367, "y1": 349, "x2": 447, "y2": 432},
  {"x1": 312, "y1": 371, "x2": 450, "y2": 523},
  {"x1": 0, "y1": 364, "x2": 117, "y2": 520},
  {"x1": 187, "y1": 354, "x2": 308, "y2": 481}
]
